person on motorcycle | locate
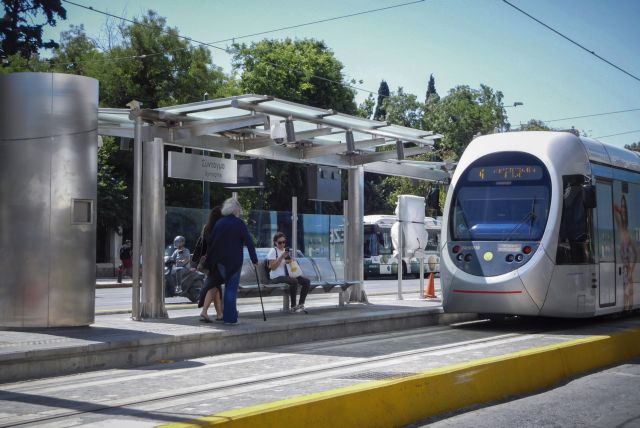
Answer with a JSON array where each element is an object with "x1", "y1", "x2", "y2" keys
[{"x1": 170, "y1": 236, "x2": 191, "y2": 268}]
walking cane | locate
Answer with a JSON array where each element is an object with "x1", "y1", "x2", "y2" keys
[{"x1": 253, "y1": 265, "x2": 267, "y2": 321}]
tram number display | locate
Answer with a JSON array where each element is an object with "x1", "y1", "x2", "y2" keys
[{"x1": 468, "y1": 165, "x2": 542, "y2": 181}]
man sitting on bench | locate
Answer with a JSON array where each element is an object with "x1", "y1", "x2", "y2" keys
[{"x1": 267, "y1": 232, "x2": 310, "y2": 313}]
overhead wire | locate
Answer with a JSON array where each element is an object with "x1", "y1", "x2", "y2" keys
[
  {"x1": 594, "y1": 129, "x2": 640, "y2": 139},
  {"x1": 502, "y1": 0, "x2": 640, "y2": 84},
  {"x1": 542, "y1": 107, "x2": 640, "y2": 123}
]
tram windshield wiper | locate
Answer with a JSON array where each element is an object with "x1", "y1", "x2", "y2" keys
[{"x1": 504, "y1": 199, "x2": 537, "y2": 241}]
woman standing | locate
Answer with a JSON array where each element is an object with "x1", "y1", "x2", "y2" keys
[
  {"x1": 205, "y1": 198, "x2": 258, "y2": 325},
  {"x1": 193, "y1": 206, "x2": 223, "y2": 322}
]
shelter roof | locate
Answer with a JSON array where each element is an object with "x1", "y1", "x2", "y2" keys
[{"x1": 98, "y1": 94, "x2": 449, "y2": 182}]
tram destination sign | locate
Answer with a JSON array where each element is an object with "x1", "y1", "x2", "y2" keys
[{"x1": 168, "y1": 152, "x2": 238, "y2": 184}]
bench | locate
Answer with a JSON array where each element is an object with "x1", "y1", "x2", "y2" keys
[{"x1": 235, "y1": 250, "x2": 358, "y2": 311}]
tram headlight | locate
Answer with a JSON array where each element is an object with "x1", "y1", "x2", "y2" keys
[
  {"x1": 456, "y1": 253, "x2": 464, "y2": 261},
  {"x1": 515, "y1": 254, "x2": 524, "y2": 262},
  {"x1": 523, "y1": 245, "x2": 532, "y2": 255},
  {"x1": 452, "y1": 245, "x2": 461, "y2": 254},
  {"x1": 506, "y1": 254, "x2": 514, "y2": 262},
  {"x1": 464, "y1": 254, "x2": 472, "y2": 262}
]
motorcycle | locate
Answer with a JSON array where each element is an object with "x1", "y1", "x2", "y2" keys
[{"x1": 164, "y1": 257, "x2": 204, "y2": 303}]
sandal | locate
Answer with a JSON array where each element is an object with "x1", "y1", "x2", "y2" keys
[
  {"x1": 199, "y1": 315, "x2": 213, "y2": 323},
  {"x1": 215, "y1": 316, "x2": 224, "y2": 322}
]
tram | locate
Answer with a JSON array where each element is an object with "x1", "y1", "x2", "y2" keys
[{"x1": 441, "y1": 131, "x2": 640, "y2": 317}]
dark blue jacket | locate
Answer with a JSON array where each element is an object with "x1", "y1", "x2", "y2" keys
[{"x1": 205, "y1": 215, "x2": 258, "y2": 279}]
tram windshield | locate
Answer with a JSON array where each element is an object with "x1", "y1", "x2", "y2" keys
[{"x1": 451, "y1": 152, "x2": 551, "y2": 241}]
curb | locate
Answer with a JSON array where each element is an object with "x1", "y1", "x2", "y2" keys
[
  {"x1": 0, "y1": 310, "x2": 473, "y2": 384},
  {"x1": 159, "y1": 327, "x2": 640, "y2": 428}
]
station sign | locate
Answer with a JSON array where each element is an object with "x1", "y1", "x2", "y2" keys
[{"x1": 168, "y1": 152, "x2": 237, "y2": 184}]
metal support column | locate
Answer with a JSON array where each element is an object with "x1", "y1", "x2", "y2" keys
[
  {"x1": 291, "y1": 196, "x2": 298, "y2": 256},
  {"x1": 131, "y1": 114, "x2": 142, "y2": 320},
  {"x1": 346, "y1": 166, "x2": 367, "y2": 302},
  {"x1": 397, "y1": 221, "x2": 404, "y2": 300},
  {"x1": 140, "y1": 137, "x2": 168, "y2": 319}
]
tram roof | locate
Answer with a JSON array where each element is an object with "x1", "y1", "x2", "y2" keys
[{"x1": 98, "y1": 94, "x2": 450, "y2": 182}]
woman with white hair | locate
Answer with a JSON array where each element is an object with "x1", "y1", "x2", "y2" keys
[{"x1": 205, "y1": 197, "x2": 258, "y2": 325}]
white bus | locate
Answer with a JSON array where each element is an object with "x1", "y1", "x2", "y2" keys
[{"x1": 363, "y1": 215, "x2": 441, "y2": 278}]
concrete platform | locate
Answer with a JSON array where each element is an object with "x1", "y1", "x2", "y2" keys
[{"x1": 0, "y1": 295, "x2": 473, "y2": 384}]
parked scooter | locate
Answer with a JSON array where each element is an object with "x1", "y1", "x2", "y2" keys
[{"x1": 164, "y1": 258, "x2": 204, "y2": 302}]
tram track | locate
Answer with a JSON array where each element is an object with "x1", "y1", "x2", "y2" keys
[{"x1": 0, "y1": 317, "x2": 592, "y2": 428}]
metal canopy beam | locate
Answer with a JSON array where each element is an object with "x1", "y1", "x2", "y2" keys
[{"x1": 364, "y1": 160, "x2": 451, "y2": 183}]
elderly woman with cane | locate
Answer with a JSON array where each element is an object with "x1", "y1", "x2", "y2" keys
[{"x1": 205, "y1": 197, "x2": 258, "y2": 325}]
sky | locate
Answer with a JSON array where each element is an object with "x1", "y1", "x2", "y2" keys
[{"x1": 43, "y1": 0, "x2": 640, "y2": 149}]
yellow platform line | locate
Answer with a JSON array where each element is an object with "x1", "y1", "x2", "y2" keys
[{"x1": 159, "y1": 326, "x2": 640, "y2": 428}]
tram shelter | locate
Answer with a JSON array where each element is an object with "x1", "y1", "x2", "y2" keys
[{"x1": 98, "y1": 94, "x2": 449, "y2": 319}]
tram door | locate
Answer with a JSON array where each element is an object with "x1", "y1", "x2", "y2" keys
[{"x1": 595, "y1": 181, "x2": 616, "y2": 307}]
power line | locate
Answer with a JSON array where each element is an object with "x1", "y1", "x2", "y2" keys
[
  {"x1": 543, "y1": 107, "x2": 640, "y2": 123},
  {"x1": 502, "y1": 0, "x2": 640, "y2": 84},
  {"x1": 207, "y1": 1, "x2": 426, "y2": 45},
  {"x1": 594, "y1": 129, "x2": 640, "y2": 139},
  {"x1": 60, "y1": 0, "x2": 425, "y2": 98}
]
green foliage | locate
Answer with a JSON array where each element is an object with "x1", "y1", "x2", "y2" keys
[
  {"x1": 625, "y1": 142, "x2": 640, "y2": 152},
  {"x1": 97, "y1": 137, "x2": 130, "y2": 231},
  {"x1": 0, "y1": 51, "x2": 50, "y2": 72},
  {"x1": 423, "y1": 84, "x2": 508, "y2": 158},
  {"x1": 1, "y1": 0, "x2": 66, "y2": 60},
  {"x1": 356, "y1": 93, "x2": 375, "y2": 119},
  {"x1": 383, "y1": 87, "x2": 424, "y2": 128},
  {"x1": 233, "y1": 38, "x2": 357, "y2": 113},
  {"x1": 518, "y1": 119, "x2": 552, "y2": 131},
  {"x1": 425, "y1": 73, "x2": 438, "y2": 103},
  {"x1": 373, "y1": 80, "x2": 390, "y2": 121}
]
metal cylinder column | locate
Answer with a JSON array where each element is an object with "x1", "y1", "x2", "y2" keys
[{"x1": 0, "y1": 72, "x2": 98, "y2": 327}]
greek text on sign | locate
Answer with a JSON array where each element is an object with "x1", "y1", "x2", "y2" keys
[{"x1": 168, "y1": 152, "x2": 238, "y2": 184}]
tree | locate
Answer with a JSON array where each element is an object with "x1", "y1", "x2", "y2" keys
[
  {"x1": 1, "y1": 0, "x2": 66, "y2": 60},
  {"x1": 96, "y1": 137, "x2": 130, "y2": 232},
  {"x1": 425, "y1": 73, "x2": 438, "y2": 104},
  {"x1": 232, "y1": 38, "x2": 357, "y2": 213},
  {"x1": 624, "y1": 142, "x2": 640, "y2": 152},
  {"x1": 356, "y1": 93, "x2": 375, "y2": 119},
  {"x1": 518, "y1": 119, "x2": 551, "y2": 131},
  {"x1": 423, "y1": 84, "x2": 508, "y2": 158},
  {"x1": 383, "y1": 87, "x2": 424, "y2": 128},
  {"x1": 233, "y1": 38, "x2": 356, "y2": 113},
  {"x1": 373, "y1": 80, "x2": 390, "y2": 121}
]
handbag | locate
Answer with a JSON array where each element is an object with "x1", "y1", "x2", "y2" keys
[
  {"x1": 197, "y1": 254, "x2": 209, "y2": 275},
  {"x1": 287, "y1": 259, "x2": 302, "y2": 278}
]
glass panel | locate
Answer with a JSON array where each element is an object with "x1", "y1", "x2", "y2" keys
[
  {"x1": 450, "y1": 152, "x2": 550, "y2": 242},
  {"x1": 166, "y1": 207, "x2": 347, "y2": 262},
  {"x1": 452, "y1": 185, "x2": 549, "y2": 241},
  {"x1": 596, "y1": 183, "x2": 614, "y2": 262},
  {"x1": 556, "y1": 177, "x2": 595, "y2": 264}
]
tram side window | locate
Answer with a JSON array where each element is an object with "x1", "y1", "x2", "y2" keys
[{"x1": 556, "y1": 176, "x2": 594, "y2": 264}]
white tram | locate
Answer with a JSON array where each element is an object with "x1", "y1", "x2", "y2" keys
[{"x1": 441, "y1": 131, "x2": 640, "y2": 317}]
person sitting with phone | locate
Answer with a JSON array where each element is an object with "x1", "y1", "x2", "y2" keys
[
  {"x1": 170, "y1": 235, "x2": 191, "y2": 285},
  {"x1": 267, "y1": 232, "x2": 310, "y2": 313}
]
